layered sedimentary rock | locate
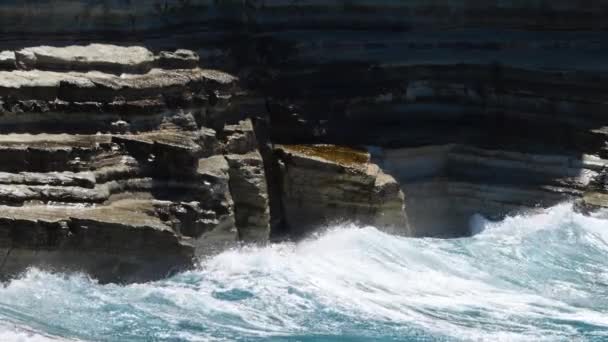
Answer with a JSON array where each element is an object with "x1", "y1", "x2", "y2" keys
[
  {"x1": 275, "y1": 145, "x2": 409, "y2": 237},
  {"x1": 0, "y1": 42, "x2": 405, "y2": 283},
  {"x1": 222, "y1": 119, "x2": 271, "y2": 242},
  {"x1": 0, "y1": 44, "x2": 273, "y2": 283},
  {"x1": 226, "y1": 152, "x2": 271, "y2": 242},
  {"x1": 1, "y1": 1, "x2": 607, "y2": 280}
]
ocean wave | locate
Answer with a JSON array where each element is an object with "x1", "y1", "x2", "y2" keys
[{"x1": 1, "y1": 203, "x2": 607, "y2": 341}]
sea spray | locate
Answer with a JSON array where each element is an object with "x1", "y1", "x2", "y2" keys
[{"x1": 1, "y1": 203, "x2": 607, "y2": 341}]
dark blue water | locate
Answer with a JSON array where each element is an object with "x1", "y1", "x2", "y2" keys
[{"x1": 1, "y1": 204, "x2": 607, "y2": 341}]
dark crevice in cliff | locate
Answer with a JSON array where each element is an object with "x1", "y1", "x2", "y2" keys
[{"x1": 251, "y1": 115, "x2": 288, "y2": 241}]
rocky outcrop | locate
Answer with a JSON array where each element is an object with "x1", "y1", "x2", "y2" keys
[
  {"x1": 4, "y1": 44, "x2": 199, "y2": 73},
  {"x1": 275, "y1": 145, "x2": 409, "y2": 237},
  {"x1": 226, "y1": 152, "x2": 271, "y2": 242},
  {"x1": 0, "y1": 44, "x2": 272, "y2": 283},
  {"x1": 221, "y1": 118, "x2": 271, "y2": 243},
  {"x1": 576, "y1": 192, "x2": 608, "y2": 214},
  {"x1": 371, "y1": 145, "x2": 608, "y2": 236},
  {"x1": 1, "y1": 1, "x2": 608, "y2": 280},
  {"x1": 0, "y1": 200, "x2": 192, "y2": 283},
  {"x1": 575, "y1": 167, "x2": 608, "y2": 214}
]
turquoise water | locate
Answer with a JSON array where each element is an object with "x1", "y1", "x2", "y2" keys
[{"x1": 1, "y1": 204, "x2": 608, "y2": 341}]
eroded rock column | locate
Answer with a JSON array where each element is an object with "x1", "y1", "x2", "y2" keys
[{"x1": 274, "y1": 144, "x2": 409, "y2": 237}]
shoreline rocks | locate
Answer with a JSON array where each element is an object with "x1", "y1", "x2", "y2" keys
[
  {"x1": 0, "y1": 44, "x2": 256, "y2": 283},
  {"x1": 1, "y1": 0, "x2": 608, "y2": 281},
  {"x1": 274, "y1": 144, "x2": 409, "y2": 237}
]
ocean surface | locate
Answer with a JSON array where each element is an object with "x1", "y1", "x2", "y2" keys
[{"x1": 1, "y1": 203, "x2": 607, "y2": 341}]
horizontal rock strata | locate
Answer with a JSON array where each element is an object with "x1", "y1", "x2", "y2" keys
[
  {"x1": 0, "y1": 200, "x2": 192, "y2": 283},
  {"x1": 1, "y1": 1, "x2": 608, "y2": 280},
  {"x1": 0, "y1": 44, "x2": 273, "y2": 283},
  {"x1": 275, "y1": 145, "x2": 409, "y2": 237},
  {"x1": 3, "y1": 44, "x2": 199, "y2": 73}
]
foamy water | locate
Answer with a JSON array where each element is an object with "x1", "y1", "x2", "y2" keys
[{"x1": 1, "y1": 204, "x2": 607, "y2": 341}]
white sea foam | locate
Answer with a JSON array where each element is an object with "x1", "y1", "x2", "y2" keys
[
  {"x1": 1, "y1": 203, "x2": 607, "y2": 341},
  {"x1": 0, "y1": 323, "x2": 74, "y2": 342}
]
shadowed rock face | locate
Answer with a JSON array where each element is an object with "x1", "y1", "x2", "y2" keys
[{"x1": 1, "y1": 1, "x2": 608, "y2": 280}]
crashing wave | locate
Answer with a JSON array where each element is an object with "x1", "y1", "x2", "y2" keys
[{"x1": 1, "y1": 203, "x2": 607, "y2": 341}]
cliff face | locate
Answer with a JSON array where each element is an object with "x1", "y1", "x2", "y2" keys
[
  {"x1": 0, "y1": 44, "x2": 258, "y2": 282},
  {"x1": 0, "y1": 1, "x2": 607, "y2": 281},
  {"x1": 0, "y1": 42, "x2": 407, "y2": 282},
  {"x1": 2, "y1": 1, "x2": 608, "y2": 33}
]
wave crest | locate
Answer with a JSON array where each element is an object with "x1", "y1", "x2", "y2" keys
[{"x1": 1, "y1": 204, "x2": 608, "y2": 341}]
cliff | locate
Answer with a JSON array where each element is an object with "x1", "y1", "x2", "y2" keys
[
  {"x1": 0, "y1": 43, "x2": 407, "y2": 282},
  {"x1": 0, "y1": 1, "x2": 607, "y2": 281}
]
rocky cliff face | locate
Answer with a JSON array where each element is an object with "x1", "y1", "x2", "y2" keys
[
  {"x1": 0, "y1": 43, "x2": 407, "y2": 282},
  {"x1": 0, "y1": 44, "x2": 264, "y2": 282},
  {"x1": 0, "y1": 1, "x2": 607, "y2": 281}
]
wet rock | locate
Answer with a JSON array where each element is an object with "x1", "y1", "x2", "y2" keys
[
  {"x1": 0, "y1": 200, "x2": 192, "y2": 283},
  {"x1": 575, "y1": 192, "x2": 608, "y2": 214}
]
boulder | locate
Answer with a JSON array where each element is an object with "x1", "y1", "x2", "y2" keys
[{"x1": 275, "y1": 144, "x2": 409, "y2": 237}]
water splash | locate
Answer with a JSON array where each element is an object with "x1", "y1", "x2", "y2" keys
[{"x1": 1, "y1": 203, "x2": 607, "y2": 341}]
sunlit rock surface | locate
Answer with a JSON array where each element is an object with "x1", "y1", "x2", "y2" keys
[
  {"x1": 275, "y1": 144, "x2": 409, "y2": 237},
  {"x1": 0, "y1": 44, "x2": 270, "y2": 283}
]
